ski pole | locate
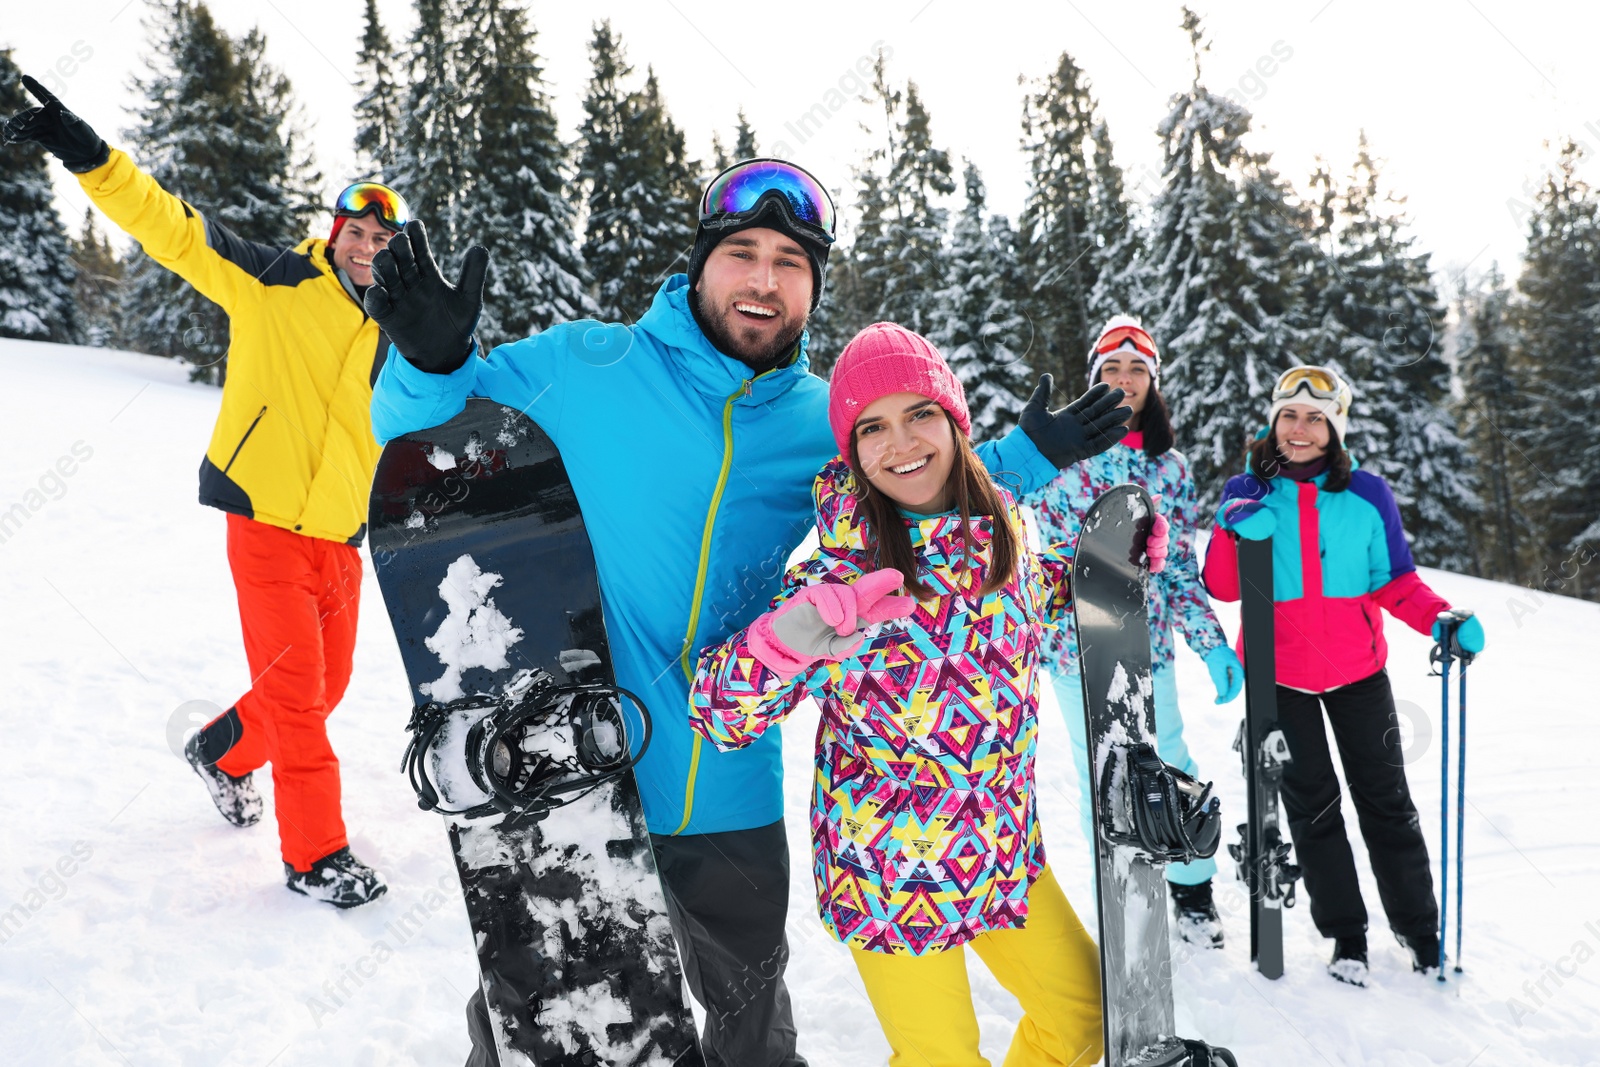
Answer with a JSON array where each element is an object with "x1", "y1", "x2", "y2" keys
[
  {"x1": 1437, "y1": 646, "x2": 1451, "y2": 982},
  {"x1": 1455, "y1": 660, "x2": 1467, "y2": 974}
]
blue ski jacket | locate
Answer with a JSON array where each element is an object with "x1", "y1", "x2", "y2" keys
[{"x1": 370, "y1": 276, "x2": 1058, "y2": 836}]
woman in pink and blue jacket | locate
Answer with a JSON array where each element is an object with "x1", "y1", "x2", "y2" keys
[
  {"x1": 691, "y1": 324, "x2": 1163, "y2": 1066},
  {"x1": 1203, "y1": 365, "x2": 1485, "y2": 988},
  {"x1": 1025, "y1": 316, "x2": 1240, "y2": 950}
]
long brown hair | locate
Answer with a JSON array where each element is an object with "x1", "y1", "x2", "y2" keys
[
  {"x1": 848, "y1": 412, "x2": 1020, "y2": 601},
  {"x1": 1133, "y1": 382, "x2": 1175, "y2": 457},
  {"x1": 1246, "y1": 424, "x2": 1352, "y2": 492}
]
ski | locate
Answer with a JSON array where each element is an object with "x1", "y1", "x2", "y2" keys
[
  {"x1": 1228, "y1": 536, "x2": 1300, "y2": 980},
  {"x1": 1073, "y1": 485, "x2": 1230, "y2": 1067},
  {"x1": 368, "y1": 399, "x2": 702, "y2": 1066}
]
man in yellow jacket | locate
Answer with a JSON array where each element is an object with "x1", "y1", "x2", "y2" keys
[{"x1": 5, "y1": 75, "x2": 394, "y2": 908}]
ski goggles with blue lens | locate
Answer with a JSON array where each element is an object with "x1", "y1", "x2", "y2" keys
[
  {"x1": 333, "y1": 181, "x2": 411, "y2": 231},
  {"x1": 699, "y1": 158, "x2": 836, "y2": 242}
]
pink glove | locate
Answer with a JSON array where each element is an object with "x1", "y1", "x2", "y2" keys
[
  {"x1": 747, "y1": 569, "x2": 915, "y2": 680},
  {"x1": 1146, "y1": 499, "x2": 1170, "y2": 575}
]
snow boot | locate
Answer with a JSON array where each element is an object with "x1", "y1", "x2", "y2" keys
[
  {"x1": 183, "y1": 711, "x2": 262, "y2": 828},
  {"x1": 285, "y1": 847, "x2": 387, "y2": 909},
  {"x1": 1399, "y1": 931, "x2": 1442, "y2": 974},
  {"x1": 1327, "y1": 934, "x2": 1369, "y2": 987},
  {"x1": 1170, "y1": 879, "x2": 1225, "y2": 948}
]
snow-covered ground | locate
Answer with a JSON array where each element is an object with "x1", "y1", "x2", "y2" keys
[{"x1": 2, "y1": 338, "x2": 1597, "y2": 1066}]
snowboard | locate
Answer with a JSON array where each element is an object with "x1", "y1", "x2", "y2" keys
[
  {"x1": 1227, "y1": 536, "x2": 1300, "y2": 980},
  {"x1": 368, "y1": 399, "x2": 702, "y2": 1066},
  {"x1": 1072, "y1": 485, "x2": 1188, "y2": 1066}
]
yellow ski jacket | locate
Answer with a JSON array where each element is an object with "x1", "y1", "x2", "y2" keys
[{"x1": 77, "y1": 149, "x2": 388, "y2": 544}]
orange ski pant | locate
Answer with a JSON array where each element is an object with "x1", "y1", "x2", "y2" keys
[{"x1": 214, "y1": 514, "x2": 361, "y2": 872}]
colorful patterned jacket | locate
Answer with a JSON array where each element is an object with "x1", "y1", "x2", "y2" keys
[
  {"x1": 691, "y1": 459, "x2": 1071, "y2": 956},
  {"x1": 1024, "y1": 435, "x2": 1227, "y2": 676}
]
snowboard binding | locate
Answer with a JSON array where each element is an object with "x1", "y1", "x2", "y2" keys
[
  {"x1": 402, "y1": 670, "x2": 652, "y2": 825},
  {"x1": 1099, "y1": 742, "x2": 1223, "y2": 863},
  {"x1": 1140, "y1": 1037, "x2": 1241, "y2": 1066}
]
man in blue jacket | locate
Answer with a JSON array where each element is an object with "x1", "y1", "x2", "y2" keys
[{"x1": 365, "y1": 158, "x2": 1130, "y2": 1067}]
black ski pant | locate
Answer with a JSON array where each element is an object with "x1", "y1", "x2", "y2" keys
[
  {"x1": 462, "y1": 818, "x2": 807, "y2": 1067},
  {"x1": 1275, "y1": 668, "x2": 1438, "y2": 942}
]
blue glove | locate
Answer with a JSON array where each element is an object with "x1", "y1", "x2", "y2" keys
[
  {"x1": 1217, "y1": 497, "x2": 1276, "y2": 541},
  {"x1": 1432, "y1": 612, "x2": 1485, "y2": 655},
  {"x1": 1204, "y1": 646, "x2": 1245, "y2": 704}
]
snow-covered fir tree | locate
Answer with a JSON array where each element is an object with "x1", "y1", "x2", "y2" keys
[
  {"x1": 712, "y1": 108, "x2": 759, "y2": 171},
  {"x1": 457, "y1": 0, "x2": 593, "y2": 345},
  {"x1": 1510, "y1": 142, "x2": 1600, "y2": 598},
  {"x1": 576, "y1": 24, "x2": 698, "y2": 323},
  {"x1": 931, "y1": 163, "x2": 1034, "y2": 439},
  {"x1": 1017, "y1": 50, "x2": 1128, "y2": 386},
  {"x1": 732, "y1": 110, "x2": 758, "y2": 162},
  {"x1": 849, "y1": 54, "x2": 953, "y2": 338},
  {"x1": 122, "y1": 1, "x2": 320, "y2": 383},
  {"x1": 0, "y1": 46, "x2": 81, "y2": 344},
  {"x1": 353, "y1": 0, "x2": 404, "y2": 180},
  {"x1": 1303, "y1": 136, "x2": 1477, "y2": 569},
  {"x1": 390, "y1": 0, "x2": 474, "y2": 264},
  {"x1": 1118, "y1": 9, "x2": 1309, "y2": 506},
  {"x1": 1454, "y1": 266, "x2": 1526, "y2": 584},
  {"x1": 68, "y1": 208, "x2": 125, "y2": 349}
]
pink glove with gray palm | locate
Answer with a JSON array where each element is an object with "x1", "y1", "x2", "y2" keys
[
  {"x1": 747, "y1": 569, "x2": 915, "y2": 680},
  {"x1": 1147, "y1": 503, "x2": 1170, "y2": 575}
]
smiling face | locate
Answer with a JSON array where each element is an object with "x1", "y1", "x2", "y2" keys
[
  {"x1": 853, "y1": 392, "x2": 958, "y2": 513},
  {"x1": 1274, "y1": 403, "x2": 1332, "y2": 462},
  {"x1": 1098, "y1": 356, "x2": 1151, "y2": 422},
  {"x1": 328, "y1": 214, "x2": 396, "y2": 287},
  {"x1": 693, "y1": 226, "x2": 813, "y2": 371}
]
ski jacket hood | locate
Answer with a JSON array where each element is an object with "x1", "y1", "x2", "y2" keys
[
  {"x1": 370, "y1": 277, "x2": 1058, "y2": 837},
  {"x1": 691, "y1": 459, "x2": 1073, "y2": 955},
  {"x1": 1202, "y1": 454, "x2": 1451, "y2": 693},
  {"x1": 637, "y1": 275, "x2": 815, "y2": 403},
  {"x1": 76, "y1": 149, "x2": 386, "y2": 544}
]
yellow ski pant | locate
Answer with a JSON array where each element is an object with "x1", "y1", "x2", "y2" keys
[{"x1": 849, "y1": 866, "x2": 1103, "y2": 1067}]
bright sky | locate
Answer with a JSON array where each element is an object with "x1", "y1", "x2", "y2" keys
[{"x1": 8, "y1": 0, "x2": 1599, "y2": 292}]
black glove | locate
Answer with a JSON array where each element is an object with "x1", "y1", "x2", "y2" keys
[
  {"x1": 2, "y1": 75, "x2": 110, "y2": 173},
  {"x1": 365, "y1": 220, "x2": 489, "y2": 375},
  {"x1": 1019, "y1": 376, "x2": 1131, "y2": 469}
]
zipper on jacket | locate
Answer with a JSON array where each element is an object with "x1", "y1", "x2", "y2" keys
[
  {"x1": 223, "y1": 406, "x2": 268, "y2": 474},
  {"x1": 671, "y1": 379, "x2": 751, "y2": 835}
]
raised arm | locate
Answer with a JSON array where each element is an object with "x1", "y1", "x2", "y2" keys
[
  {"x1": 367, "y1": 221, "x2": 574, "y2": 444},
  {"x1": 691, "y1": 556, "x2": 910, "y2": 751},
  {"x1": 976, "y1": 378, "x2": 1132, "y2": 497},
  {"x1": 4, "y1": 77, "x2": 286, "y2": 315}
]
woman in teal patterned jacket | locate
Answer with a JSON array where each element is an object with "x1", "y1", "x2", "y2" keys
[{"x1": 1024, "y1": 316, "x2": 1243, "y2": 948}]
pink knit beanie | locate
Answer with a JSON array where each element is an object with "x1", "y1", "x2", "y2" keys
[{"x1": 827, "y1": 322, "x2": 970, "y2": 457}]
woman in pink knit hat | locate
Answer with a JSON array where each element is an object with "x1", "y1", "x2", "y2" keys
[{"x1": 690, "y1": 322, "x2": 1169, "y2": 1065}]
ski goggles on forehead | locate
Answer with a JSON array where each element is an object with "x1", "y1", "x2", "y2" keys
[
  {"x1": 700, "y1": 159, "x2": 836, "y2": 240},
  {"x1": 1095, "y1": 324, "x2": 1158, "y2": 359},
  {"x1": 1274, "y1": 365, "x2": 1347, "y2": 403},
  {"x1": 333, "y1": 182, "x2": 411, "y2": 230}
]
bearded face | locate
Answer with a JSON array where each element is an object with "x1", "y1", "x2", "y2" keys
[{"x1": 692, "y1": 228, "x2": 813, "y2": 372}]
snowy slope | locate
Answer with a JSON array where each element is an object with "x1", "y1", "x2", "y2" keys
[{"x1": 1, "y1": 338, "x2": 1597, "y2": 1066}]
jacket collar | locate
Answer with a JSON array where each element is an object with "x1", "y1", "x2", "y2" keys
[
  {"x1": 301, "y1": 236, "x2": 371, "y2": 312},
  {"x1": 1245, "y1": 449, "x2": 1363, "y2": 486},
  {"x1": 636, "y1": 275, "x2": 813, "y2": 404}
]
